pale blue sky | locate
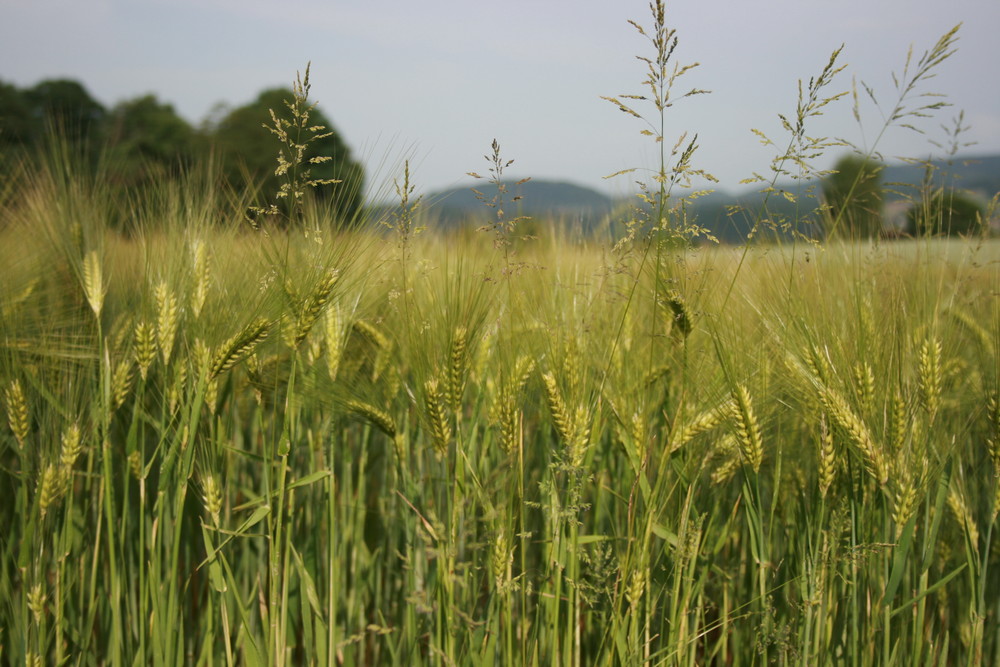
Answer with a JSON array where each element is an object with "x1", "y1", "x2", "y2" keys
[{"x1": 2, "y1": 0, "x2": 998, "y2": 197}]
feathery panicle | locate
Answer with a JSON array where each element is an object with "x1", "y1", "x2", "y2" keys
[
  {"x1": 155, "y1": 282, "x2": 179, "y2": 366},
  {"x1": 820, "y1": 386, "x2": 888, "y2": 485},
  {"x1": 4, "y1": 379, "x2": 29, "y2": 450},
  {"x1": 730, "y1": 385, "x2": 764, "y2": 473},
  {"x1": 82, "y1": 250, "x2": 104, "y2": 318},
  {"x1": 211, "y1": 318, "x2": 271, "y2": 379},
  {"x1": 918, "y1": 336, "x2": 942, "y2": 420},
  {"x1": 424, "y1": 377, "x2": 452, "y2": 456}
]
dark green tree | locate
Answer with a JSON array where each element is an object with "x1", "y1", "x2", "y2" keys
[
  {"x1": 23, "y1": 79, "x2": 106, "y2": 143},
  {"x1": 0, "y1": 80, "x2": 37, "y2": 148},
  {"x1": 105, "y1": 94, "x2": 203, "y2": 185},
  {"x1": 822, "y1": 154, "x2": 884, "y2": 239},
  {"x1": 906, "y1": 189, "x2": 985, "y2": 237},
  {"x1": 210, "y1": 87, "x2": 364, "y2": 223}
]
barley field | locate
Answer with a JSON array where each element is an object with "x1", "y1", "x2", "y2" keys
[
  {"x1": 2, "y1": 3, "x2": 1000, "y2": 664},
  {"x1": 1, "y1": 154, "x2": 998, "y2": 665}
]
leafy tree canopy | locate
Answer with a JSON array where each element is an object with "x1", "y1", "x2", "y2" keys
[
  {"x1": 907, "y1": 189, "x2": 986, "y2": 237},
  {"x1": 822, "y1": 154, "x2": 884, "y2": 240}
]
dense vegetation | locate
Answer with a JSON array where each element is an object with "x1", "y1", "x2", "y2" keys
[{"x1": 1, "y1": 3, "x2": 998, "y2": 665}]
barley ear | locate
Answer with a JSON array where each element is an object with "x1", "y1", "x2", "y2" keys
[
  {"x1": 155, "y1": 282, "x2": 179, "y2": 366},
  {"x1": 211, "y1": 318, "x2": 271, "y2": 379},
  {"x1": 4, "y1": 379, "x2": 29, "y2": 450},
  {"x1": 818, "y1": 413, "x2": 836, "y2": 497},
  {"x1": 346, "y1": 399, "x2": 397, "y2": 439},
  {"x1": 424, "y1": 378, "x2": 452, "y2": 456},
  {"x1": 730, "y1": 385, "x2": 764, "y2": 474},
  {"x1": 918, "y1": 336, "x2": 942, "y2": 421},
  {"x1": 542, "y1": 372, "x2": 573, "y2": 445},
  {"x1": 82, "y1": 250, "x2": 104, "y2": 318},
  {"x1": 190, "y1": 239, "x2": 211, "y2": 319},
  {"x1": 447, "y1": 326, "x2": 468, "y2": 414}
]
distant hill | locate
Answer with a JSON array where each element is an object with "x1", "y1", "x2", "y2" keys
[
  {"x1": 409, "y1": 154, "x2": 999, "y2": 242},
  {"x1": 425, "y1": 179, "x2": 614, "y2": 226}
]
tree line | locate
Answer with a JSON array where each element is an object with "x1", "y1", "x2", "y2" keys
[{"x1": 0, "y1": 77, "x2": 364, "y2": 224}]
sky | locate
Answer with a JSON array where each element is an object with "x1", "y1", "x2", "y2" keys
[{"x1": 2, "y1": 0, "x2": 999, "y2": 199}]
